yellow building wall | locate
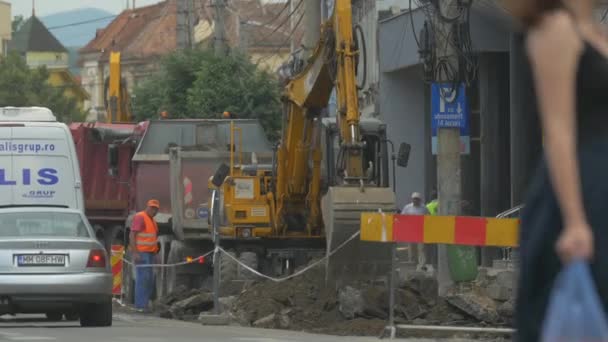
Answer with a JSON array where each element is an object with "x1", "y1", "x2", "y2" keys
[
  {"x1": 0, "y1": 1, "x2": 10, "y2": 55},
  {"x1": 26, "y1": 51, "x2": 69, "y2": 69}
]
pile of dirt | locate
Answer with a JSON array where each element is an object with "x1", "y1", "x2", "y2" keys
[
  {"x1": 156, "y1": 285, "x2": 214, "y2": 320},
  {"x1": 224, "y1": 264, "x2": 501, "y2": 336},
  {"x1": 156, "y1": 263, "x2": 516, "y2": 337}
]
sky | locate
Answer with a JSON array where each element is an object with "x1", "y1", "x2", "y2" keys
[
  {"x1": 6, "y1": 0, "x2": 284, "y2": 18},
  {"x1": 6, "y1": 0, "x2": 164, "y2": 18}
]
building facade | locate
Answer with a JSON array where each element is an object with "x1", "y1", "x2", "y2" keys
[
  {"x1": 80, "y1": 0, "x2": 301, "y2": 121},
  {"x1": 9, "y1": 13, "x2": 89, "y2": 110},
  {"x1": 0, "y1": 1, "x2": 10, "y2": 56}
]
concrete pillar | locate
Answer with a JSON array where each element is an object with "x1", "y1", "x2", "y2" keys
[
  {"x1": 480, "y1": 52, "x2": 511, "y2": 266},
  {"x1": 509, "y1": 34, "x2": 542, "y2": 207}
]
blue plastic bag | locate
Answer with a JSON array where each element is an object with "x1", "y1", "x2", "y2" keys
[{"x1": 541, "y1": 261, "x2": 608, "y2": 342}]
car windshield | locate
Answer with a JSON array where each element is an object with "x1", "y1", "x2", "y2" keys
[{"x1": 0, "y1": 212, "x2": 90, "y2": 238}]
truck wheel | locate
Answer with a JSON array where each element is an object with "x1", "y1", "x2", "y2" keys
[
  {"x1": 237, "y1": 251, "x2": 258, "y2": 280},
  {"x1": 166, "y1": 240, "x2": 190, "y2": 293},
  {"x1": 154, "y1": 236, "x2": 172, "y2": 299},
  {"x1": 220, "y1": 250, "x2": 237, "y2": 284},
  {"x1": 80, "y1": 299, "x2": 112, "y2": 327}
]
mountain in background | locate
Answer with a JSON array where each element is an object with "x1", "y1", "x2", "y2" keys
[
  {"x1": 38, "y1": 8, "x2": 116, "y2": 76},
  {"x1": 40, "y1": 8, "x2": 116, "y2": 48}
]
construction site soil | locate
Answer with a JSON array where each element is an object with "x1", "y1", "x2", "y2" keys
[{"x1": 152, "y1": 262, "x2": 514, "y2": 339}]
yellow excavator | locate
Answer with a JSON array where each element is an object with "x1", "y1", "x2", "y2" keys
[
  {"x1": 104, "y1": 51, "x2": 132, "y2": 123},
  {"x1": 209, "y1": 0, "x2": 409, "y2": 284}
]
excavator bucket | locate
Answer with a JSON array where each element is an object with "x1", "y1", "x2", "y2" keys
[{"x1": 322, "y1": 186, "x2": 396, "y2": 286}]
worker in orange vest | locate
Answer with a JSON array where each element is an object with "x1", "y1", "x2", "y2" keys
[{"x1": 129, "y1": 199, "x2": 160, "y2": 312}]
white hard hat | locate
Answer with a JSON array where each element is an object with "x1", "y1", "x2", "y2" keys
[{"x1": 412, "y1": 192, "x2": 422, "y2": 199}]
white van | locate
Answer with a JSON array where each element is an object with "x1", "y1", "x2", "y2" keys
[{"x1": 0, "y1": 107, "x2": 83, "y2": 210}]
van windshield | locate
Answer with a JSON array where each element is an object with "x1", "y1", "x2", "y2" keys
[{"x1": 0, "y1": 212, "x2": 90, "y2": 238}]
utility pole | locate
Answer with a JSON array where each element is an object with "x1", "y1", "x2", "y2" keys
[
  {"x1": 435, "y1": 0, "x2": 461, "y2": 296},
  {"x1": 187, "y1": 0, "x2": 195, "y2": 49},
  {"x1": 213, "y1": 0, "x2": 227, "y2": 57},
  {"x1": 302, "y1": 0, "x2": 321, "y2": 60},
  {"x1": 176, "y1": 0, "x2": 189, "y2": 50},
  {"x1": 290, "y1": 0, "x2": 295, "y2": 53}
]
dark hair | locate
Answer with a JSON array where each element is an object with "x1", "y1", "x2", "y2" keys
[{"x1": 503, "y1": 0, "x2": 563, "y2": 27}]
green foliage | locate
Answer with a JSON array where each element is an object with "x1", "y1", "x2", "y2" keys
[
  {"x1": 0, "y1": 52, "x2": 87, "y2": 123},
  {"x1": 132, "y1": 49, "x2": 282, "y2": 141},
  {"x1": 12, "y1": 15, "x2": 24, "y2": 33}
]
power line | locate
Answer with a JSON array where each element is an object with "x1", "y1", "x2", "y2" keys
[
  {"x1": 236, "y1": 0, "x2": 291, "y2": 34},
  {"x1": 250, "y1": 0, "x2": 303, "y2": 46},
  {"x1": 47, "y1": 15, "x2": 117, "y2": 30},
  {"x1": 254, "y1": 9, "x2": 305, "y2": 67}
]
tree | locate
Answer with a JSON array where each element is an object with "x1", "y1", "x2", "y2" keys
[
  {"x1": 12, "y1": 15, "x2": 24, "y2": 34},
  {"x1": 0, "y1": 52, "x2": 87, "y2": 123},
  {"x1": 132, "y1": 49, "x2": 282, "y2": 141}
]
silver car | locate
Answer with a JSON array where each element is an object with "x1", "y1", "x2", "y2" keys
[{"x1": 0, "y1": 207, "x2": 112, "y2": 327}]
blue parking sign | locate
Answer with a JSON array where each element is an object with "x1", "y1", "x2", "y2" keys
[{"x1": 431, "y1": 83, "x2": 470, "y2": 155}]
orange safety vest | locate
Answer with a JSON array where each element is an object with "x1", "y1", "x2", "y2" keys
[{"x1": 135, "y1": 211, "x2": 159, "y2": 253}]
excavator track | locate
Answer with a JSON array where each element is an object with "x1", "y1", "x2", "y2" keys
[{"x1": 322, "y1": 186, "x2": 396, "y2": 286}]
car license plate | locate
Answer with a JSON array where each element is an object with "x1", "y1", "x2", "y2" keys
[{"x1": 17, "y1": 254, "x2": 66, "y2": 266}]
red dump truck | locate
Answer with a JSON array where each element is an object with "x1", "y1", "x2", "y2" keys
[
  {"x1": 71, "y1": 119, "x2": 273, "y2": 303},
  {"x1": 69, "y1": 122, "x2": 143, "y2": 248}
]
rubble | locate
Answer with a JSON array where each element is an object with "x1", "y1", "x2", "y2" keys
[
  {"x1": 198, "y1": 312, "x2": 231, "y2": 326},
  {"x1": 159, "y1": 290, "x2": 214, "y2": 320},
  {"x1": 253, "y1": 313, "x2": 278, "y2": 328},
  {"x1": 496, "y1": 270, "x2": 517, "y2": 290},
  {"x1": 445, "y1": 290, "x2": 500, "y2": 324},
  {"x1": 497, "y1": 299, "x2": 514, "y2": 321},
  {"x1": 154, "y1": 260, "x2": 517, "y2": 337},
  {"x1": 218, "y1": 296, "x2": 236, "y2": 312},
  {"x1": 338, "y1": 286, "x2": 364, "y2": 319},
  {"x1": 486, "y1": 284, "x2": 510, "y2": 301},
  {"x1": 400, "y1": 271, "x2": 439, "y2": 305}
]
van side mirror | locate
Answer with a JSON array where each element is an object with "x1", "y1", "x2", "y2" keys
[
  {"x1": 108, "y1": 144, "x2": 119, "y2": 177},
  {"x1": 397, "y1": 142, "x2": 411, "y2": 167}
]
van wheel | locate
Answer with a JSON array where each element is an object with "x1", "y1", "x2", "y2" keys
[
  {"x1": 64, "y1": 311, "x2": 79, "y2": 321},
  {"x1": 45, "y1": 312, "x2": 63, "y2": 321},
  {"x1": 80, "y1": 299, "x2": 112, "y2": 327}
]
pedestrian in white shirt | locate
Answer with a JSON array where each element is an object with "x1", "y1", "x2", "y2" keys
[{"x1": 401, "y1": 192, "x2": 430, "y2": 271}]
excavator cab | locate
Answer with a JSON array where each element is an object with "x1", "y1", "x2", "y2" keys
[{"x1": 319, "y1": 117, "x2": 391, "y2": 190}]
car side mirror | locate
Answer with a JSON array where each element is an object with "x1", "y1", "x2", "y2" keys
[
  {"x1": 107, "y1": 144, "x2": 119, "y2": 176},
  {"x1": 397, "y1": 142, "x2": 411, "y2": 168}
]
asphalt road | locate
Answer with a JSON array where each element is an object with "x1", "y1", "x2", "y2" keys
[{"x1": 0, "y1": 313, "x2": 477, "y2": 342}]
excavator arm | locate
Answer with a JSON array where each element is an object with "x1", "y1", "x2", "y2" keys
[
  {"x1": 274, "y1": 0, "x2": 397, "y2": 283},
  {"x1": 105, "y1": 52, "x2": 133, "y2": 123},
  {"x1": 275, "y1": 0, "x2": 362, "y2": 235}
]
